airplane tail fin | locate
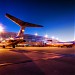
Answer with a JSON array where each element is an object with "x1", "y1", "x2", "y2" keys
[
  {"x1": 5, "y1": 13, "x2": 43, "y2": 27},
  {"x1": 5, "y1": 13, "x2": 43, "y2": 38}
]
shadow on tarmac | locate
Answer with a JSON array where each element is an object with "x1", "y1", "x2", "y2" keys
[
  {"x1": 0, "y1": 49, "x2": 45, "y2": 75},
  {"x1": 10, "y1": 49, "x2": 31, "y2": 53},
  {"x1": 1, "y1": 48, "x2": 74, "y2": 75}
]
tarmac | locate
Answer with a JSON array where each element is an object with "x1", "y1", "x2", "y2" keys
[{"x1": 0, "y1": 47, "x2": 75, "y2": 75}]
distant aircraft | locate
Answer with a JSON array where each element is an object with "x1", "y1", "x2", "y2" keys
[
  {"x1": 46, "y1": 40, "x2": 74, "y2": 48},
  {"x1": 1, "y1": 13, "x2": 43, "y2": 48}
]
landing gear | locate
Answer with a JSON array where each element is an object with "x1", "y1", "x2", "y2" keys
[
  {"x1": 3, "y1": 45, "x2": 5, "y2": 48},
  {"x1": 12, "y1": 45, "x2": 15, "y2": 48}
]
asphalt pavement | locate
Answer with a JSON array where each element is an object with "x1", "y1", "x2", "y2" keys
[{"x1": 0, "y1": 47, "x2": 75, "y2": 75}]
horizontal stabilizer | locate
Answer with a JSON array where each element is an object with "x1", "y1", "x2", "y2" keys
[{"x1": 5, "y1": 13, "x2": 43, "y2": 27}]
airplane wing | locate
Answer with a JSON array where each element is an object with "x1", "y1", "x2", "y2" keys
[{"x1": 5, "y1": 13, "x2": 43, "y2": 27}]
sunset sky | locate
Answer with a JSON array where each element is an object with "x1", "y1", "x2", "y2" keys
[{"x1": 0, "y1": 0, "x2": 74, "y2": 41}]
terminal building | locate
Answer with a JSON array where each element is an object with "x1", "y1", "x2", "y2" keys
[
  {"x1": 0, "y1": 32, "x2": 58, "y2": 46},
  {"x1": 0, "y1": 32, "x2": 58, "y2": 41},
  {"x1": 0, "y1": 32, "x2": 44, "y2": 41}
]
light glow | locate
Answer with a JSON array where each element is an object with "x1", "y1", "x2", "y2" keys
[
  {"x1": 0, "y1": 23, "x2": 4, "y2": 32},
  {"x1": 56, "y1": 38, "x2": 59, "y2": 40},
  {"x1": 45, "y1": 34, "x2": 48, "y2": 38},
  {"x1": 51, "y1": 36, "x2": 55, "y2": 39},
  {"x1": 35, "y1": 33, "x2": 38, "y2": 36}
]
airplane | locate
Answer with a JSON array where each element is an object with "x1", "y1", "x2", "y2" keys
[
  {"x1": 0, "y1": 13, "x2": 43, "y2": 48},
  {"x1": 46, "y1": 40, "x2": 74, "y2": 48}
]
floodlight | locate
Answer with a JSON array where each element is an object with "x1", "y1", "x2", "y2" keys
[{"x1": 0, "y1": 25, "x2": 4, "y2": 32}]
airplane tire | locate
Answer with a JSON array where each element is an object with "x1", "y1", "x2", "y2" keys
[
  {"x1": 12, "y1": 45, "x2": 15, "y2": 48},
  {"x1": 3, "y1": 45, "x2": 5, "y2": 48}
]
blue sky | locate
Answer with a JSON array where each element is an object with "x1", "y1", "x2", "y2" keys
[{"x1": 0, "y1": 0, "x2": 74, "y2": 41}]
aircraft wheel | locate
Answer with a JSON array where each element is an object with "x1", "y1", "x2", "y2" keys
[
  {"x1": 3, "y1": 45, "x2": 5, "y2": 48},
  {"x1": 12, "y1": 45, "x2": 15, "y2": 48}
]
